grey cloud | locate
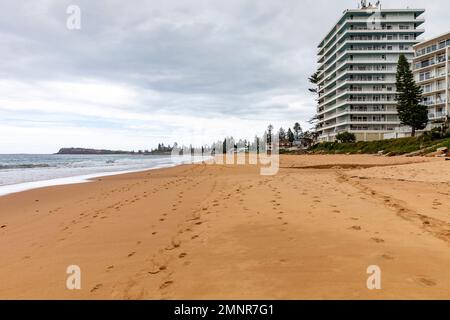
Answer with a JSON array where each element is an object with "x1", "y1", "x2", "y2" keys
[{"x1": 1, "y1": 0, "x2": 449, "y2": 131}]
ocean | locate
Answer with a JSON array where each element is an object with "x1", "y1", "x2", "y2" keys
[{"x1": 0, "y1": 154, "x2": 205, "y2": 196}]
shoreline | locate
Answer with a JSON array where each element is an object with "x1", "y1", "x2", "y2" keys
[
  {"x1": 1, "y1": 155, "x2": 450, "y2": 299},
  {"x1": 0, "y1": 156, "x2": 212, "y2": 197}
]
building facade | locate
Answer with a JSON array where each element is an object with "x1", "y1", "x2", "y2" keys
[
  {"x1": 413, "y1": 32, "x2": 450, "y2": 130},
  {"x1": 315, "y1": 3, "x2": 425, "y2": 141}
]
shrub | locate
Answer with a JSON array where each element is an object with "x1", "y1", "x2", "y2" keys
[
  {"x1": 429, "y1": 127, "x2": 443, "y2": 140},
  {"x1": 335, "y1": 132, "x2": 356, "y2": 143},
  {"x1": 309, "y1": 134, "x2": 450, "y2": 155}
]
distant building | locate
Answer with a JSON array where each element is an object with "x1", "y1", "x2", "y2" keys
[
  {"x1": 314, "y1": 2, "x2": 425, "y2": 141},
  {"x1": 413, "y1": 32, "x2": 450, "y2": 130}
]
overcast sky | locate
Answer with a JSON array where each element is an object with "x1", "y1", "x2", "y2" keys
[{"x1": 1, "y1": 0, "x2": 448, "y2": 153}]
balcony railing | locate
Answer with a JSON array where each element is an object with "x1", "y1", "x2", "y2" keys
[
  {"x1": 423, "y1": 99, "x2": 447, "y2": 106},
  {"x1": 428, "y1": 112, "x2": 446, "y2": 119},
  {"x1": 336, "y1": 58, "x2": 399, "y2": 69}
]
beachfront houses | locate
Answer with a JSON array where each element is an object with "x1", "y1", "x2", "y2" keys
[
  {"x1": 314, "y1": 2, "x2": 425, "y2": 142},
  {"x1": 412, "y1": 32, "x2": 450, "y2": 130}
]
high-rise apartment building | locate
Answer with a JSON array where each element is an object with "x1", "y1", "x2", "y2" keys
[
  {"x1": 413, "y1": 32, "x2": 450, "y2": 129},
  {"x1": 315, "y1": 2, "x2": 425, "y2": 141}
]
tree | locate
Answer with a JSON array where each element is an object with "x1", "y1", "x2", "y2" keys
[
  {"x1": 335, "y1": 131, "x2": 356, "y2": 143},
  {"x1": 299, "y1": 130, "x2": 319, "y2": 149},
  {"x1": 293, "y1": 122, "x2": 302, "y2": 140},
  {"x1": 267, "y1": 124, "x2": 273, "y2": 145},
  {"x1": 308, "y1": 71, "x2": 322, "y2": 130},
  {"x1": 287, "y1": 128, "x2": 295, "y2": 146},
  {"x1": 278, "y1": 127, "x2": 286, "y2": 142},
  {"x1": 396, "y1": 54, "x2": 428, "y2": 137},
  {"x1": 308, "y1": 71, "x2": 320, "y2": 94}
]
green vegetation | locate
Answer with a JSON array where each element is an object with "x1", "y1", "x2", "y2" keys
[
  {"x1": 396, "y1": 54, "x2": 429, "y2": 136},
  {"x1": 309, "y1": 133, "x2": 450, "y2": 156},
  {"x1": 335, "y1": 132, "x2": 356, "y2": 143}
]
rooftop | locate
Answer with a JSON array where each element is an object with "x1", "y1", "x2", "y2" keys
[
  {"x1": 318, "y1": 5, "x2": 426, "y2": 49},
  {"x1": 413, "y1": 31, "x2": 450, "y2": 49}
]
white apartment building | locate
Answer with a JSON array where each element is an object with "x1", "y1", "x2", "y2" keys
[
  {"x1": 315, "y1": 2, "x2": 425, "y2": 141},
  {"x1": 413, "y1": 32, "x2": 450, "y2": 129}
]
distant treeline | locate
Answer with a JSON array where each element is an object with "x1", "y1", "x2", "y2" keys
[{"x1": 56, "y1": 122, "x2": 315, "y2": 156}]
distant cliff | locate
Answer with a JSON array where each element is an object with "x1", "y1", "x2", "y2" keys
[{"x1": 56, "y1": 148, "x2": 132, "y2": 155}]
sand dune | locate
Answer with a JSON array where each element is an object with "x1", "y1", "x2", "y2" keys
[{"x1": 0, "y1": 155, "x2": 449, "y2": 299}]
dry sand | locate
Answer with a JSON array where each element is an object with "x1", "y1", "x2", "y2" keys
[{"x1": 1, "y1": 155, "x2": 450, "y2": 299}]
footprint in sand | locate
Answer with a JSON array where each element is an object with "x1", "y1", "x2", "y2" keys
[
  {"x1": 90, "y1": 283, "x2": 103, "y2": 293},
  {"x1": 414, "y1": 276, "x2": 437, "y2": 287},
  {"x1": 166, "y1": 238, "x2": 181, "y2": 250},
  {"x1": 371, "y1": 237, "x2": 385, "y2": 243},
  {"x1": 160, "y1": 280, "x2": 174, "y2": 289},
  {"x1": 148, "y1": 260, "x2": 167, "y2": 275},
  {"x1": 127, "y1": 252, "x2": 136, "y2": 258},
  {"x1": 179, "y1": 252, "x2": 187, "y2": 259},
  {"x1": 349, "y1": 226, "x2": 362, "y2": 231}
]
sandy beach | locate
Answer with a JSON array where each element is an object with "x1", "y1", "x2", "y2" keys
[{"x1": 1, "y1": 154, "x2": 450, "y2": 299}]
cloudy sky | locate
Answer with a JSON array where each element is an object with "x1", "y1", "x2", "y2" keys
[{"x1": 1, "y1": 0, "x2": 448, "y2": 153}]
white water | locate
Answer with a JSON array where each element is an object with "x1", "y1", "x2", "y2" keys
[{"x1": 0, "y1": 154, "x2": 209, "y2": 196}]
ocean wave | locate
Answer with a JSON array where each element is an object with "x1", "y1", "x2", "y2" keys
[{"x1": 0, "y1": 164, "x2": 52, "y2": 170}]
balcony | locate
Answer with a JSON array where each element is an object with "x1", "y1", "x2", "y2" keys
[
  {"x1": 428, "y1": 112, "x2": 446, "y2": 119},
  {"x1": 423, "y1": 99, "x2": 447, "y2": 106},
  {"x1": 336, "y1": 58, "x2": 399, "y2": 70},
  {"x1": 319, "y1": 15, "x2": 425, "y2": 55},
  {"x1": 415, "y1": 41, "x2": 450, "y2": 58}
]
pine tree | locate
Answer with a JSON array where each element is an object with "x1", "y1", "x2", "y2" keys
[
  {"x1": 293, "y1": 122, "x2": 302, "y2": 140},
  {"x1": 278, "y1": 127, "x2": 286, "y2": 142},
  {"x1": 395, "y1": 54, "x2": 428, "y2": 137},
  {"x1": 287, "y1": 128, "x2": 295, "y2": 146},
  {"x1": 308, "y1": 71, "x2": 320, "y2": 93}
]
